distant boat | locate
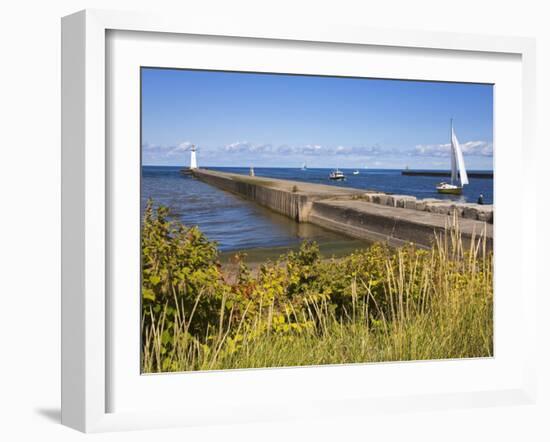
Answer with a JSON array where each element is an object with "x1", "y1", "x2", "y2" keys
[
  {"x1": 353, "y1": 170, "x2": 359, "y2": 175},
  {"x1": 301, "y1": 162, "x2": 307, "y2": 171},
  {"x1": 329, "y1": 168, "x2": 346, "y2": 181},
  {"x1": 436, "y1": 119, "x2": 469, "y2": 195},
  {"x1": 249, "y1": 167, "x2": 255, "y2": 177}
]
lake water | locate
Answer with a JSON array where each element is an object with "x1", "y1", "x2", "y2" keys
[
  {"x1": 141, "y1": 166, "x2": 493, "y2": 254},
  {"x1": 217, "y1": 167, "x2": 493, "y2": 204}
]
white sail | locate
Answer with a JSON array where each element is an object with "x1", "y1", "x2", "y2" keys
[
  {"x1": 450, "y1": 139, "x2": 458, "y2": 184},
  {"x1": 452, "y1": 128, "x2": 469, "y2": 186}
]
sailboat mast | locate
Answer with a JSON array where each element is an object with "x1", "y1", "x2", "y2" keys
[{"x1": 450, "y1": 118, "x2": 454, "y2": 186}]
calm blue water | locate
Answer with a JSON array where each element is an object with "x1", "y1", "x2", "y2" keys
[
  {"x1": 211, "y1": 167, "x2": 493, "y2": 205},
  {"x1": 141, "y1": 166, "x2": 351, "y2": 252},
  {"x1": 141, "y1": 166, "x2": 493, "y2": 252}
]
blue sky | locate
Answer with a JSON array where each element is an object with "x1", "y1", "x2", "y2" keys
[{"x1": 141, "y1": 68, "x2": 493, "y2": 169}]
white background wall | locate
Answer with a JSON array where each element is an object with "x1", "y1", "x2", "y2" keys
[{"x1": 0, "y1": 1, "x2": 548, "y2": 440}]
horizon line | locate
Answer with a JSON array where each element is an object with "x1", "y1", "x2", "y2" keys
[{"x1": 141, "y1": 164, "x2": 494, "y2": 172}]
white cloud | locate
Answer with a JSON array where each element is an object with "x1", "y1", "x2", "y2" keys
[
  {"x1": 223, "y1": 141, "x2": 278, "y2": 153},
  {"x1": 461, "y1": 140, "x2": 494, "y2": 156},
  {"x1": 414, "y1": 140, "x2": 493, "y2": 157},
  {"x1": 142, "y1": 141, "x2": 194, "y2": 157},
  {"x1": 220, "y1": 142, "x2": 389, "y2": 157},
  {"x1": 171, "y1": 141, "x2": 193, "y2": 152},
  {"x1": 143, "y1": 139, "x2": 493, "y2": 166}
]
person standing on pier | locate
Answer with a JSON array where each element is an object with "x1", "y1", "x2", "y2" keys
[{"x1": 477, "y1": 193, "x2": 484, "y2": 205}]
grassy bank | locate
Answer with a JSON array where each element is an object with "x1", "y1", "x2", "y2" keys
[{"x1": 141, "y1": 201, "x2": 492, "y2": 373}]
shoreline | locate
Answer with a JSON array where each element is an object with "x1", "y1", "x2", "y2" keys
[{"x1": 219, "y1": 237, "x2": 373, "y2": 265}]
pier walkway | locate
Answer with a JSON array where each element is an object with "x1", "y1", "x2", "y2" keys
[{"x1": 192, "y1": 169, "x2": 493, "y2": 248}]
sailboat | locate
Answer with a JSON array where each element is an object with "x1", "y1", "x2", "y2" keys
[
  {"x1": 301, "y1": 161, "x2": 307, "y2": 171},
  {"x1": 436, "y1": 120, "x2": 469, "y2": 195}
]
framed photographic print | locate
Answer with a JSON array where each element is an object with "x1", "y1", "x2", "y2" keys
[{"x1": 61, "y1": 9, "x2": 537, "y2": 432}]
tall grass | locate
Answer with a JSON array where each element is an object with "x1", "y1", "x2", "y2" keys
[{"x1": 141, "y1": 206, "x2": 492, "y2": 373}]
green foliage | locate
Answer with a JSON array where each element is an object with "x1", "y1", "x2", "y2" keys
[
  {"x1": 141, "y1": 201, "x2": 493, "y2": 373},
  {"x1": 141, "y1": 200, "x2": 229, "y2": 370}
]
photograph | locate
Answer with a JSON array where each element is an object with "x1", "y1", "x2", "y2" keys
[{"x1": 140, "y1": 67, "x2": 494, "y2": 373}]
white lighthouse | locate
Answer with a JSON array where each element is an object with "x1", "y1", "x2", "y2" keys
[{"x1": 189, "y1": 144, "x2": 198, "y2": 169}]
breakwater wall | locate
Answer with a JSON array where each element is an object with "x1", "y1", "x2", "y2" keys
[
  {"x1": 192, "y1": 169, "x2": 493, "y2": 248},
  {"x1": 309, "y1": 200, "x2": 492, "y2": 249},
  {"x1": 192, "y1": 169, "x2": 364, "y2": 222},
  {"x1": 402, "y1": 170, "x2": 493, "y2": 178}
]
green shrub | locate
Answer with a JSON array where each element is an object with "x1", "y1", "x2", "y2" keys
[{"x1": 141, "y1": 201, "x2": 493, "y2": 372}]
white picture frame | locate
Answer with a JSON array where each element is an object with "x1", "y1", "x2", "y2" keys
[{"x1": 61, "y1": 9, "x2": 537, "y2": 433}]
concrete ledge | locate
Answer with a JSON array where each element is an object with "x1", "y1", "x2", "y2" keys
[
  {"x1": 308, "y1": 212, "x2": 421, "y2": 249},
  {"x1": 352, "y1": 192, "x2": 492, "y2": 223},
  {"x1": 310, "y1": 200, "x2": 492, "y2": 249}
]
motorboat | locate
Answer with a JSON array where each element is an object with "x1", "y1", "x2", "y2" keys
[{"x1": 329, "y1": 169, "x2": 346, "y2": 181}]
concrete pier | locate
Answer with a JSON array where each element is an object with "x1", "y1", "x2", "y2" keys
[
  {"x1": 402, "y1": 170, "x2": 493, "y2": 178},
  {"x1": 192, "y1": 169, "x2": 493, "y2": 248}
]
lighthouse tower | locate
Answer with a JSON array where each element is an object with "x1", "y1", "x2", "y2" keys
[{"x1": 189, "y1": 144, "x2": 198, "y2": 169}]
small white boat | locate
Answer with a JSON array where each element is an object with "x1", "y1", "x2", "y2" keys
[
  {"x1": 353, "y1": 170, "x2": 359, "y2": 175},
  {"x1": 436, "y1": 120, "x2": 469, "y2": 195},
  {"x1": 329, "y1": 169, "x2": 346, "y2": 181},
  {"x1": 301, "y1": 162, "x2": 307, "y2": 171}
]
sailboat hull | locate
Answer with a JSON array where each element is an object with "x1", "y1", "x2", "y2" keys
[{"x1": 436, "y1": 186, "x2": 462, "y2": 195}]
